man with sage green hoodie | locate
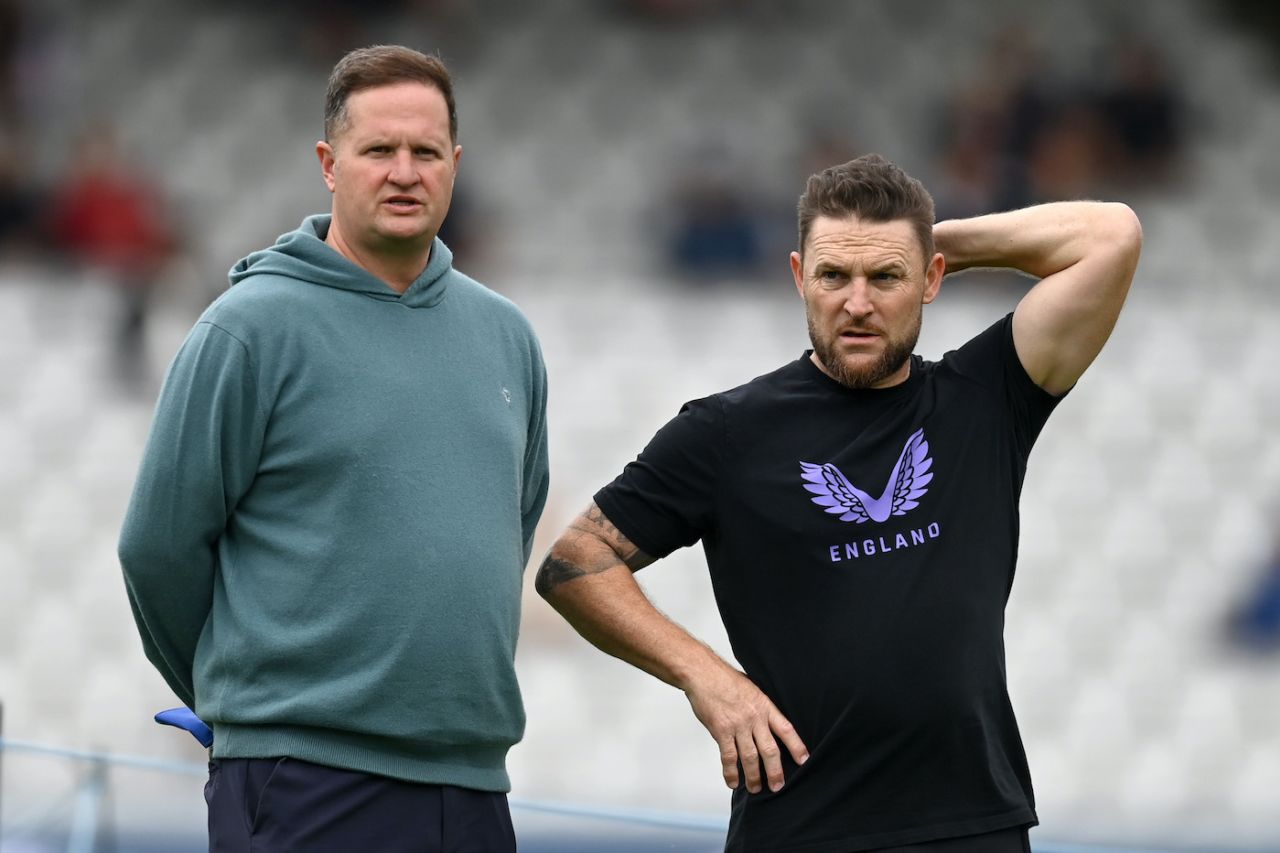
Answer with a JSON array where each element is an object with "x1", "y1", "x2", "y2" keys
[{"x1": 118, "y1": 45, "x2": 548, "y2": 852}]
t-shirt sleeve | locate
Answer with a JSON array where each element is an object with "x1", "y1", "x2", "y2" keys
[
  {"x1": 945, "y1": 313, "x2": 1063, "y2": 456},
  {"x1": 593, "y1": 395, "x2": 724, "y2": 559}
]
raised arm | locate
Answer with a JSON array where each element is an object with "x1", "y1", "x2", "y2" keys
[
  {"x1": 536, "y1": 502, "x2": 809, "y2": 793},
  {"x1": 934, "y1": 201, "x2": 1142, "y2": 396}
]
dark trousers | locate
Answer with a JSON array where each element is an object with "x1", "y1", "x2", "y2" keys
[
  {"x1": 869, "y1": 824, "x2": 1031, "y2": 852},
  {"x1": 206, "y1": 757, "x2": 517, "y2": 853}
]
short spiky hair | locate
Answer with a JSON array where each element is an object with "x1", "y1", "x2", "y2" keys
[
  {"x1": 796, "y1": 154, "x2": 935, "y2": 260},
  {"x1": 324, "y1": 45, "x2": 457, "y2": 143}
]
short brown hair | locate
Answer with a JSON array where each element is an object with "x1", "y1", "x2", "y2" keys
[
  {"x1": 796, "y1": 154, "x2": 935, "y2": 260},
  {"x1": 324, "y1": 45, "x2": 457, "y2": 143}
]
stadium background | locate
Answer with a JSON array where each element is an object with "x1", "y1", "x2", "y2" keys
[{"x1": 2, "y1": 0, "x2": 1280, "y2": 850}]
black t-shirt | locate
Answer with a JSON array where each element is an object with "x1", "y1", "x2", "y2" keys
[{"x1": 595, "y1": 315, "x2": 1062, "y2": 852}]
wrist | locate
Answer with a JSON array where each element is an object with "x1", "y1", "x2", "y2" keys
[
  {"x1": 933, "y1": 218, "x2": 989, "y2": 274},
  {"x1": 670, "y1": 642, "x2": 732, "y2": 694}
]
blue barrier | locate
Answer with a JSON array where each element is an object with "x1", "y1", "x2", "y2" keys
[
  {"x1": 0, "y1": 737, "x2": 206, "y2": 778},
  {"x1": 0, "y1": 735, "x2": 727, "y2": 835}
]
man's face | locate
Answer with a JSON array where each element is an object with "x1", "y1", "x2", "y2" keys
[
  {"x1": 790, "y1": 216, "x2": 943, "y2": 389},
  {"x1": 317, "y1": 81, "x2": 460, "y2": 256}
]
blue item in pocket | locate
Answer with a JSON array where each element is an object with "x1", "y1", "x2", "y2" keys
[{"x1": 155, "y1": 706, "x2": 214, "y2": 748}]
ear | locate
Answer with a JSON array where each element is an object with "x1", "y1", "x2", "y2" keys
[
  {"x1": 790, "y1": 251, "x2": 805, "y2": 299},
  {"x1": 317, "y1": 140, "x2": 337, "y2": 193},
  {"x1": 453, "y1": 144, "x2": 462, "y2": 171},
  {"x1": 922, "y1": 251, "x2": 944, "y2": 304}
]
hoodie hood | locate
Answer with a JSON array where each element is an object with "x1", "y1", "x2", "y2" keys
[{"x1": 228, "y1": 214, "x2": 452, "y2": 309}]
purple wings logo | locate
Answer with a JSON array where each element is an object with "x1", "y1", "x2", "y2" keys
[{"x1": 799, "y1": 428, "x2": 934, "y2": 523}]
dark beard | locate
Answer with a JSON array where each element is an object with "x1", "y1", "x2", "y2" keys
[{"x1": 807, "y1": 308, "x2": 921, "y2": 390}]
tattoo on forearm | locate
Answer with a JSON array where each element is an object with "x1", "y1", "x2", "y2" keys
[
  {"x1": 536, "y1": 504, "x2": 655, "y2": 595},
  {"x1": 568, "y1": 504, "x2": 652, "y2": 571},
  {"x1": 534, "y1": 556, "x2": 589, "y2": 597}
]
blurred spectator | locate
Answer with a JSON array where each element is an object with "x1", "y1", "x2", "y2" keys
[
  {"x1": 0, "y1": 0, "x2": 41, "y2": 256},
  {"x1": 669, "y1": 182, "x2": 764, "y2": 278},
  {"x1": 933, "y1": 26, "x2": 1045, "y2": 216},
  {"x1": 1023, "y1": 98, "x2": 1110, "y2": 203},
  {"x1": 1224, "y1": 558, "x2": 1280, "y2": 653},
  {"x1": 933, "y1": 115, "x2": 1005, "y2": 221},
  {"x1": 48, "y1": 124, "x2": 181, "y2": 392},
  {"x1": 1098, "y1": 38, "x2": 1185, "y2": 188},
  {"x1": 0, "y1": 130, "x2": 41, "y2": 255},
  {"x1": 663, "y1": 134, "x2": 767, "y2": 282},
  {"x1": 934, "y1": 26, "x2": 1186, "y2": 214}
]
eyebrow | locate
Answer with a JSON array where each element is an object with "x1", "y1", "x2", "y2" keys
[
  {"x1": 812, "y1": 258, "x2": 908, "y2": 274},
  {"x1": 873, "y1": 261, "x2": 908, "y2": 274},
  {"x1": 358, "y1": 136, "x2": 447, "y2": 149}
]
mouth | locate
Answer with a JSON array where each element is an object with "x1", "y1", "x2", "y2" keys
[
  {"x1": 382, "y1": 196, "x2": 424, "y2": 210},
  {"x1": 839, "y1": 328, "x2": 881, "y2": 343}
]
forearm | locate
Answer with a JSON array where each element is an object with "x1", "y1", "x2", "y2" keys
[
  {"x1": 119, "y1": 547, "x2": 212, "y2": 706},
  {"x1": 936, "y1": 201, "x2": 1140, "y2": 279},
  {"x1": 537, "y1": 540, "x2": 730, "y2": 692},
  {"x1": 537, "y1": 503, "x2": 811, "y2": 792}
]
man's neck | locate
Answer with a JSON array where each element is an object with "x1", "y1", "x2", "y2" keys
[{"x1": 324, "y1": 225, "x2": 431, "y2": 294}]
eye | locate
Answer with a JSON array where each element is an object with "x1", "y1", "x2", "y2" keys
[
  {"x1": 414, "y1": 147, "x2": 441, "y2": 159},
  {"x1": 366, "y1": 145, "x2": 392, "y2": 155}
]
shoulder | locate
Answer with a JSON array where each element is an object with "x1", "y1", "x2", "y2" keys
[
  {"x1": 200, "y1": 276, "x2": 310, "y2": 333},
  {"x1": 931, "y1": 314, "x2": 1015, "y2": 385},
  {"x1": 930, "y1": 313, "x2": 1062, "y2": 426},
  {"x1": 723, "y1": 358, "x2": 807, "y2": 397},
  {"x1": 653, "y1": 360, "x2": 808, "y2": 447},
  {"x1": 717, "y1": 357, "x2": 821, "y2": 414},
  {"x1": 445, "y1": 272, "x2": 545, "y2": 371},
  {"x1": 447, "y1": 271, "x2": 539, "y2": 336}
]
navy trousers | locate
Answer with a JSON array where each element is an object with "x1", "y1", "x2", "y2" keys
[{"x1": 205, "y1": 757, "x2": 517, "y2": 853}]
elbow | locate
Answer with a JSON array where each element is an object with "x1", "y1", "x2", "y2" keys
[
  {"x1": 533, "y1": 559, "x2": 554, "y2": 602},
  {"x1": 118, "y1": 524, "x2": 184, "y2": 585},
  {"x1": 533, "y1": 546, "x2": 568, "y2": 603},
  {"x1": 1103, "y1": 202, "x2": 1143, "y2": 261},
  {"x1": 534, "y1": 538, "x2": 597, "y2": 604},
  {"x1": 117, "y1": 526, "x2": 150, "y2": 579}
]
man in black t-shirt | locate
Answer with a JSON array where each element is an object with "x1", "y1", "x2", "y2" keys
[{"x1": 535, "y1": 155, "x2": 1142, "y2": 853}]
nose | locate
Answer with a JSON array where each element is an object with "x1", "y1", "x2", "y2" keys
[
  {"x1": 842, "y1": 279, "x2": 874, "y2": 318},
  {"x1": 388, "y1": 150, "x2": 418, "y2": 187}
]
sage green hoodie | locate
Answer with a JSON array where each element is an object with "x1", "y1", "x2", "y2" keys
[{"x1": 119, "y1": 215, "x2": 549, "y2": 791}]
